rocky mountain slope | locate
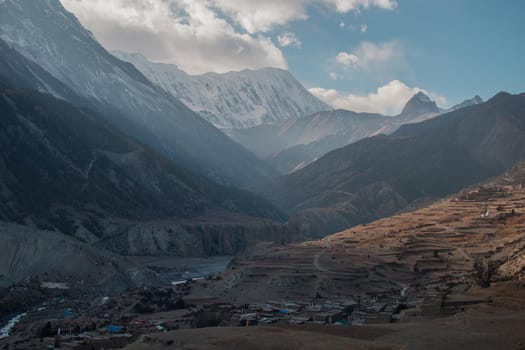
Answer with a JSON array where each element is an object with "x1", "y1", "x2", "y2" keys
[
  {"x1": 233, "y1": 92, "x2": 455, "y2": 174},
  {"x1": 0, "y1": 222, "x2": 158, "y2": 292},
  {"x1": 398, "y1": 91, "x2": 440, "y2": 123},
  {"x1": 113, "y1": 51, "x2": 331, "y2": 130},
  {"x1": 0, "y1": 81, "x2": 285, "y2": 231},
  {"x1": 97, "y1": 217, "x2": 299, "y2": 257},
  {"x1": 0, "y1": 39, "x2": 88, "y2": 108},
  {"x1": 0, "y1": 0, "x2": 275, "y2": 187},
  {"x1": 261, "y1": 92, "x2": 525, "y2": 237}
]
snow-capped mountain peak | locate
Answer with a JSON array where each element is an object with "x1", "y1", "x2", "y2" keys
[
  {"x1": 113, "y1": 51, "x2": 332, "y2": 130},
  {"x1": 413, "y1": 91, "x2": 432, "y2": 102},
  {"x1": 449, "y1": 95, "x2": 484, "y2": 111},
  {"x1": 401, "y1": 92, "x2": 439, "y2": 118}
]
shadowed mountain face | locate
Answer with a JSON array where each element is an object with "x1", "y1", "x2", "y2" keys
[
  {"x1": 232, "y1": 92, "x2": 445, "y2": 174},
  {"x1": 261, "y1": 92, "x2": 525, "y2": 237},
  {"x1": 0, "y1": 0, "x2": 275, "y2": 188},
  {"x1": 0, "y1": 83, "x2": 285, "y2": 234}
]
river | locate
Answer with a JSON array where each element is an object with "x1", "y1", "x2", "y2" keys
[{"x1": 0, "y1": 312, "x2": 26, "y2": 339}]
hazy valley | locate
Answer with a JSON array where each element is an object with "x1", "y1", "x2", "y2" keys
[{"x1": 0, "y1": 0, "x2": 524, "y2": 349}]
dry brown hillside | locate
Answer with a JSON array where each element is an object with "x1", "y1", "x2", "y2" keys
[{"x1": 210, "y1": 162, "x2": 525, "y2": 304}]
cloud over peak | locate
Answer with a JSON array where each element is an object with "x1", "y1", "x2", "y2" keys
[{"x1": 309, "y1": 80, "x2": 447, "y2": 115}]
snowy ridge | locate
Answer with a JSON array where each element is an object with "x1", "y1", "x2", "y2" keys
[
  {"x1": 113, "y1": 51, "x2": 331, "y2": 130},
  {"x1": 449, "y1": 95, "x2": 484, "y2": 111}
]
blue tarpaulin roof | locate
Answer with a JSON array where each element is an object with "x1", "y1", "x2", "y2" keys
[
  {"x1": 63, "y1": 309, "x2": 74, "y2": 319},
  {"x1": 106, "y1": 325, "x2": 123, "y2": 333}
]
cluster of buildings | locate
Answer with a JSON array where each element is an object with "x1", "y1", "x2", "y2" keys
[
  {"x1": 233, "y1": 296, "x2": 415, "y2": 327},
  {"x1": 35, "y1": 319, "x2": 178, "y2": 349},
  {"x1": 231, "y1": 291, "x2": 493, "y2": 328}
]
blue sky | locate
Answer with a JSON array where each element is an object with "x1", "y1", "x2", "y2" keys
[
  {"x1": 61, "y1": 0, "x2": 525, "y2": 114},
  {"x1": 283, "y1": 1, "x2": 525, "y2": 106}
]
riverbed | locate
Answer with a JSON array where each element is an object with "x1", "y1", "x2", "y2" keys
[
  {"x1": 0, "y1": 312, "x2": 26, "y2": 339},
  {"x1": 129, "y1": 256, "x2": 233, "y2": 284}
]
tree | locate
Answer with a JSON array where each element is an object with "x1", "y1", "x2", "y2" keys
[{"x1": 39, "y1": 322, "x2": 53, "y2": 340}]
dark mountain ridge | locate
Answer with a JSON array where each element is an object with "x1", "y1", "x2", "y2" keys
[{"x1": 262, "y1": 92, "x2": 525, "y2": 237}]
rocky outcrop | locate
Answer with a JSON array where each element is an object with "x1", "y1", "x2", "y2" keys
[
  {"x1": 0, "y1": 221, "x2": 158, "y2": 292},
  {"x1": 98, "y1": 220, "x2": 301, "y2": 257}
]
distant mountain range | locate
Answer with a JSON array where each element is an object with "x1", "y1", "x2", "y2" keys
[
  {"x1": 233, "y1": 91, "x2": 483, "y2": 174},
  {"x1": 113, "y1": 51, "x2": 331, "y2": 130},
  {"x1": 260, "y1": 92, "x2": 525, "y2": 237},
  {"x1": 449, "y1": 95, "x2": 484, "y2": 112}
]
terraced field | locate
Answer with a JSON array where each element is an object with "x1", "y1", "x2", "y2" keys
[{"x1": 207, "y1": 167, "x2": 525, "y2": 304}]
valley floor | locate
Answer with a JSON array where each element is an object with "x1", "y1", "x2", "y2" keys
[
  {"x1": 2, "y1": 173, "x2": 525, "y2": 350},
  {"x1": 124, "y1": 284, "x2": 525, "y2": 350}
]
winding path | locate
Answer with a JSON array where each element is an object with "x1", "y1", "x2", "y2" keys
[{"x1": 313, "y1": 252, "x2": 329, "y2": 273}]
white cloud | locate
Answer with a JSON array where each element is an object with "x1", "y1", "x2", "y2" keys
[
  {"x1": 360, "y1": 24, "x2": 368, "y2": 32},
  {"x1": 309, "y1": 80, "x2": 447, "y2": 115},
  {"x1": 357, "y1": 41, "x2": 400, "y2": 65},
  {"x1": 60, "y1": 0, "x2": 287, "y2": 74},
  {"x1": 277, "y1": 32, "x2": 302, "y2": 48},
  {"x1": 212, "y1": 0, "x2": 396, "y2": 33},
  {"x1": 329, "y1": 72, "x2": 339, "y2": 80},
  {"x1": 339, "y1": 20, "x2": 346, "y2": 28},
  {"x1": 59, "y1": 0, "x2": 397, "y2": 74},
  {"x1": 336, "y1": 52, "x2": 359, "y2": 68},
  {"x1": 324, "y1": 0, "x2": 397, "y2": 12},
  {"x1": 212, "y1": 0, "x2": 308, "y2": 34},
  {"x1": 329, "y1": 40, "x2": 409, "y2": 84},
  {"x1": 336, "y1": 41, "x2": 402, "y2": 71}
]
